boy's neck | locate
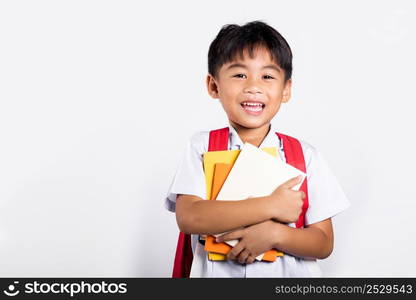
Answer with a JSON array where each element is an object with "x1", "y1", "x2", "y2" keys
[{"x1": 230, "y1": 122, "x2": 271, "y2": 148}]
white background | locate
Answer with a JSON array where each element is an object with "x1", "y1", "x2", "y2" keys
[{"x1": 0, "y1": 0, "x2": 415, "y2": 277}]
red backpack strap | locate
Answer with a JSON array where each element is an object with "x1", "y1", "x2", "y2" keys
[
  {"x1": 275, "y1": 132, "x2": 309, "y2": 228},
  {"x1": 172, "y1": 232, "x2": 193, "y2": 278},
  {"x1": 172, "y1": 127, "x2": 229, "y2": 278},
  {"x1": 208, "y1": 127, "x2": 229, "y2": 151}
]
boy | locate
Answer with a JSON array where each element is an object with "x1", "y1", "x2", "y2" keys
[{"x1": 165, "y1": 20, "x2": 350, "y2": 277}]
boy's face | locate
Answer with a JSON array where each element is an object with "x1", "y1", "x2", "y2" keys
[{"x1": 206, "y1": 47, "x2": 291, "y2": 132}]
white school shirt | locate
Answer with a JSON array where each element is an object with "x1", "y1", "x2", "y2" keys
[{"x1": 165, "y1": 123, "x2": 350, "y2": 277}]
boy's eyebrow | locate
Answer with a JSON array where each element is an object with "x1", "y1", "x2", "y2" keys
[{"x1": 226, "y1": 63, "x2": 281, "y2": 73}]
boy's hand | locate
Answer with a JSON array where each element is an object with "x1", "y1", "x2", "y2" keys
[
  {"x1": 216, "y1": 220, "x2": 283, "y2": 264},
  {"x1": 268, "y1": 175, "x2": 305, "y2": 223}
]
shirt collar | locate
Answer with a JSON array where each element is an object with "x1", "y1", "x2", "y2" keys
[{"x1": 227, "y1": 123, "x2": 282, "y2": 150}]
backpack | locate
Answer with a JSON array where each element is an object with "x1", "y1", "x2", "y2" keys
[{"x1": 172, "y1": 127, "x2": 309, "y2": 278}]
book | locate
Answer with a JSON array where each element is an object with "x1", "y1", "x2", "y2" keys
[
  {"x1": 214, "y1": 142, "x2": 306, "y2": 260},
  {"x1": 202, "y1": 146, "x2": 285, "y2": 261},
  {"x1": 204, "y1": 162, "x2": 282, "y2": 261}
]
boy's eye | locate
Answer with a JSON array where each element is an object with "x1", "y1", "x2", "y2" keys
[{"x1": 232, "y1": 74, "x2": 275, "y2": 79}]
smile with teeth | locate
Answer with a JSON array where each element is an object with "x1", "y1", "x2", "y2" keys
[{"x1": 241, "y1": 102, "x2": 265, "y2": 112}]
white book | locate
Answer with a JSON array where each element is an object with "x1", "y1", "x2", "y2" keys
[{"x1": 215, "y1": 142, "x2": 306, "y2": 260}]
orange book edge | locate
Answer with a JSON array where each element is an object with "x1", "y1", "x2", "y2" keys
[{"x1": 204, "y1": 163, "x2": 233, "y2": 256}]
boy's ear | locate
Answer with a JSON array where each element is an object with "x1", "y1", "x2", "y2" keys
[
  {"x1": 282, "y1": 78, "x2": 292, "y2": 103},
  {"x1": 206, "y1": 74, "x2": 219, "y2": 99}
]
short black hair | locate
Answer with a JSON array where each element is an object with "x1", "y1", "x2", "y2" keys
[{"x1": 208, "y1": 20, "x2": 293, "y2": 81}]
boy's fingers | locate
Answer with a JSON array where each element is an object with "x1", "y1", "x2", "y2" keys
[
  {"x1": 280, "y1": 175, "x2": 303, "y2": 189},
  {"x1": 227, "y1": 242, "x2": 245, "y2": 260},
  {"x1": 238, "y1": 249, "x2": 251, "y2": 264},
  {"x1": 246, "y1": 255, "x2": 256, "y2": 264},
  {"x1": 216, "y1": 229, "x2": 243, "y2": 243}
]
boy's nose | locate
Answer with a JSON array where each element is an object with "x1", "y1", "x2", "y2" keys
[
  {"x1": 243, "y1": 77, "x2": 262, "y2": 94},
  {"x1": 243, "y1": 84, "x2": 262, "y2": 94}
]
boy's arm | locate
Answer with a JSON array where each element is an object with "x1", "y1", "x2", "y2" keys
[
  {"x1": 216, "y1": 218, "x2": 334, "y2": 263},
  {"x1": 176, "y1": 176, "x2": 305, "y2": 235},
  {"x1": 176, "y1": 194, "x2": 274, "y2": 235},
  {"x1": 273, "y1": 218, "x2": 334, "y2": 259}
]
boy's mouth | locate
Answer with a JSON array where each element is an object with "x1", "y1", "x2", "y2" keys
[{"x1": 240, "y1": 101, "x2": 265, "y2": 116}]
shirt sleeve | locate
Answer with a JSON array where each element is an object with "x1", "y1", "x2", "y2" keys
[
  {"x1": 302, "y1": 143, "x2": 351, "y2": 225},
  {"x1": 164, "y1": 132, "x2": 207, "y2": 212}
]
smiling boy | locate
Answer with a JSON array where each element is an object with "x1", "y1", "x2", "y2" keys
[{"x1": 165, "y1": 21, "x2": 350, "y2": 277}]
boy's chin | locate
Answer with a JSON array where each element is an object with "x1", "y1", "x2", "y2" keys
[{"x1": 231, "y1": 119, "x2": 270, "y2": 130}]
